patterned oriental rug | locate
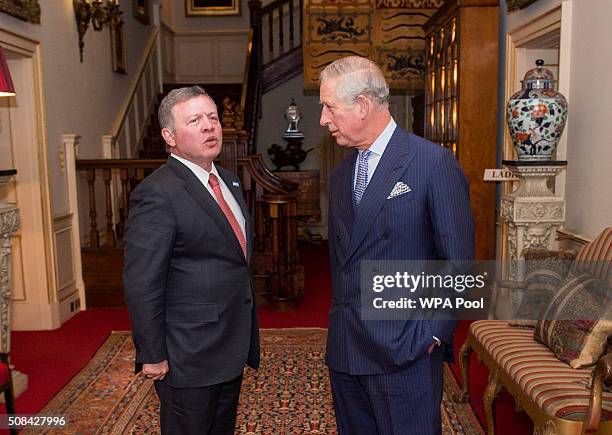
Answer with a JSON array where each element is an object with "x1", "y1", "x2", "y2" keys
[{"x1": 25, "y1": 329, "x2": 483, "y2": 434}]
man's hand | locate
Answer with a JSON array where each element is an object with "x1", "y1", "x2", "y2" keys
[{"x1": 143, "y1": 360, "x2": 169, "y2": 381}]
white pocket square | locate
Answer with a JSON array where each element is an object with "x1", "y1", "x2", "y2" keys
[{"x1": 387, "y1": 182, "x2": 411, "y2": 199}]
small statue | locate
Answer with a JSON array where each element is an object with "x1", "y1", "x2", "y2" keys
[
  {"x1": 284, "y1": 99, "x2": 303, "y2": 137},
  {"x1": 267, "y1": 99, "x2": 313, "y2": 171}
]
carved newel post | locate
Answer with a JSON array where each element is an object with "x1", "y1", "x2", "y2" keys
[
  {"x1": 0, "y1": 170, "x2": 27, "y2": 397},
  {"x1": 500, "y1": 160, "x2": 567, "y2": 284}
]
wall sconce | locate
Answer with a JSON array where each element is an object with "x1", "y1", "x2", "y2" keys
[
  {"x1": 0, "y1": 47, "x2": 15, "y2": 97},
  {"x1": 73, "y1": 0, "x2": 123, "y2": 62}
]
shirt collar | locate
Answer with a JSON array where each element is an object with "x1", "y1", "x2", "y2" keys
[
  {"x1": 170, "y1": 153, "x2": 220, "y2": 184},
  {"x1": 362, "y1": 118, "x2": 397, "y2": 157}
]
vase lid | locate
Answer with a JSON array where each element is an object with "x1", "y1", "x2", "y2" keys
[{"x1": 522, "y1": 59, "x2": 556, "y2": 90}]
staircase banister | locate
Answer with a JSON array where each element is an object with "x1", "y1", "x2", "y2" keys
[
  {"x1": 240, "y1": 29, "x2": 254, "y2": 113},
  {"x1": 261, "y1": 0, "x2": 292, "y2": 14},
  {"x1": 76, "y1": 159, "x2": 167, "y2": 170},
  {"x1": 238, "y1": 155, "x2": 299, "y2": 194},
  {"x1": 110, "y1": 27, "x2": 161, "y2": 139}
]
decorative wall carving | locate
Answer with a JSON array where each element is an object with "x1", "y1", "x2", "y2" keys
[
  {"x1": 303, "y1": 0, "x2": 441, "y2": 90},
  {"x1": 0, "y1": 205, "x2": 19, "y2": 354},
  {"x1": 516, "y1": 202, "x2": 564, "y2": 221},
  {"x1": 507, "y1": 223, "x2": 518, "y2": 281},
  {"x1": 0, "y1": 0, "x2": 41, "y2": 24},
  {"x1": 523, "y1": 223, "x2": 552, "y2": 250}
]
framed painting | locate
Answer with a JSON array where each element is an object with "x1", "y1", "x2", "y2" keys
[
  {"x1": 133, "y1": 0, "x2": 149, "y2": 25},
  {"x1": 110, "y1": 21, "x2": 127, "y2": 74},
  {"x1": 186, "y1": 0, "x2": 240, "y2": 17},
  {"x1": 507, "y1": 0, "x2": 540, "y2": 12}
]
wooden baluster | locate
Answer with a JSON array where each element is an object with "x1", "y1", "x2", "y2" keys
[
  {"x1": 268, "y1": 200, "x2": 280, "y2": 303},
  {"x1": 256, "y1": 201, "x2": 266, "y2": 252},
  {"x1": 268, "y1": 11, "x2": 273, "y2": 56},
  {"x1": 278, "y1": 1, "x2": 284, "y2": 54},
  {"x1": 286, "y1": 200, "x2": 297, "y2": 274},
  {"x1": 299, "y1": 0, "x2": 303, "y2": 38},
  {"x1": 279, "y1": 204, "x2": 288, "y2": 292},
  {"x1": 86, "y1": 169, "x2": 99, "y2": 248},
  {"x1": 289, "y1": 0, "x2": 294, "y2": 49},
  {"x1": 103, "y1": 168, "x2": 115, "y2": 247},
  {"x1": 117, "y1": 167, "x2": 130, "y2": 241}
]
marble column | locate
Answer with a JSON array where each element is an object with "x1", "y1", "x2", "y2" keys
[{"x1": 500, "y1": 161, "x2": 567, "y2": 285}]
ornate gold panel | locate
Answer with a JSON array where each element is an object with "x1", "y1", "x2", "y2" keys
[
  {"x1": 303, "y1": 0, "x2": 442, "y2": 90},
  {"x1": 307, "y1": 10, "x2": 372, "y2": 44}
]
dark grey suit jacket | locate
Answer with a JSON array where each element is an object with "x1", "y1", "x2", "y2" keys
[
  {"x1": 326, "y1": 127, "x2": 474, "y2": 375},
  {"x1": 123, "y1": 156, "x2": 260, "y2": 388}
]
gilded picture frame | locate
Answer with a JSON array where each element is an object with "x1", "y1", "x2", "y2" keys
[
  {"x1": 507, "y1": 0, "x2": 540, "y2": 11},
  {"x1": 133, "y1": 0, "x2": 149, "y2": 25},
  {"x1": 186, "y1": 0, "x2": 240, "y2": 17},
  {"x1": 0, "y1": 0, "x2": 41, "y2": 24},
  {"x1": 110, "y1": 21, "x2": 127, "y2": 74}
]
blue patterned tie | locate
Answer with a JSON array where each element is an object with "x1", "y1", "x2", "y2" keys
[{"x1": 353, "y1": 150, "x2": 371, "y2": 206}]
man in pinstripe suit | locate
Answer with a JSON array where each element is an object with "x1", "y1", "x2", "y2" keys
[{"x1": 319, "y1": 56, "x2": 474, "y2": 434}]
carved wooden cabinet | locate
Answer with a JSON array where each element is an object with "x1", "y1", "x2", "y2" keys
[{"x1": 424, "y1": 0, "x2": 499, "y2": 260}]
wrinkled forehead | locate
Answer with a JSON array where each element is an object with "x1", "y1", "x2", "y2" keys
[
  {"x1": 172, "y1": 95, "x2": 217, "y2": 116},
  {"x1": 319, "y1": 77, "x2": 344, "y2": 105}
]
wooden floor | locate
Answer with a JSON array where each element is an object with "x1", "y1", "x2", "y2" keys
[{"x1": 82, "y1": 246, "x2": 125, "y2": 308}]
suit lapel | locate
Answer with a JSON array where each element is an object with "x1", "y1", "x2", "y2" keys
[
  {"x1": 345, "y1": 128, "x2": 416, "y2": 264},
  {"x1": 167, "y1": 157, "x2": 247, "y2": 263},
  {"x1": 337, "y1": 152, "x2": 357, "y2": 234}
]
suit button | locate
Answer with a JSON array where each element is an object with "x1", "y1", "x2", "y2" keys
[
  {"x1": 343, "y1": 303, "x2": 350, "y2": 308},
  {"x1": 245, "y1": 299, "x2": 251, "y2": 304},
  {"x1": 336, "y1": 235, "x2": 341, "y2": 241}
]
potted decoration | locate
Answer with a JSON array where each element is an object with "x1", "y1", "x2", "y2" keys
[{"x1": 507, "y1": 59, "x2": 568, "y2": 161}]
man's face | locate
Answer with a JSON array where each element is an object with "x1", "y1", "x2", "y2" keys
[
  {"x1": 162, "y1": 95, "x2": 222, "y2": 170},
  {"x1": 319, "y1": 77, "x2": 364, "y2": 148}
]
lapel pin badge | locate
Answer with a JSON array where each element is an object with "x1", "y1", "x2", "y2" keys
[{"x1": 232, "y1": 181, "x2": 240, "y2": 187}]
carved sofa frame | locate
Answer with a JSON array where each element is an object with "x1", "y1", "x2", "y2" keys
[{"x1": 455, "y1": 228, "x2": 612, "y2": 435}]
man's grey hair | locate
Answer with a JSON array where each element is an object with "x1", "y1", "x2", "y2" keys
[
  {"x1": 158, "y1": 85, "x2": 215, "y2": 133},
  {"x1": 319, "y1": 56, "x2": 389, "y2": 107}
]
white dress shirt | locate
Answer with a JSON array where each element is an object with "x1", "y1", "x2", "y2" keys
[
  {"x1": 170, "y1": 154, "x2": 246, "y2": 238},
  {"x1": 353, "y1": 118, "x2": 397, "y2": 188}
]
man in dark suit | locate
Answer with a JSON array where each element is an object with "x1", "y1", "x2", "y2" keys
[
  {"x1": 320, "y1": 56, "x2": 474, "y2": 434},
  {"x1": 123, "y1": 86, "x2": 259, "y2": 435}
]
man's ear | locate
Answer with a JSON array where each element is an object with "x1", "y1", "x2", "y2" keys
[
  {"x1": 161, "y1": 128, "x2": 176, "y2": 149},
  {"x1": 356, "y1": 95, "x2": 370, "y2": 120}
]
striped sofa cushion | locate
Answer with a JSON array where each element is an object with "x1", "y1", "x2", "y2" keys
[
  {"x1": 471, "y1": 320, "x2": 612, "y2": 421},
  {"x1": 571, "y1": 227, "x2": 612, "y2": 283}
]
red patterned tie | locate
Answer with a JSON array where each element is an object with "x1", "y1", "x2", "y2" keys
[{"x1": 208, "y1": 173, "x2": 247, "y2": 258}]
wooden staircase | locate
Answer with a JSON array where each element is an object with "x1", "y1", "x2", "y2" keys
[{"x1": 80, "y1": 0, "x2": 307, "y2": 310}]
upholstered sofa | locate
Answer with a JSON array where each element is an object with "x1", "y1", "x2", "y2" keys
[{"x1": 454, "y1": 228, "x2": 612, "y2": 435}]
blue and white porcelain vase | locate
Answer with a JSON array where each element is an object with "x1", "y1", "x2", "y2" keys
[{"x1": 507, "y1": 59, "x2": 568, "y2": 161}]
